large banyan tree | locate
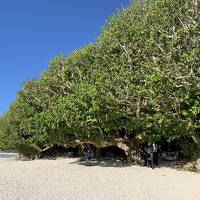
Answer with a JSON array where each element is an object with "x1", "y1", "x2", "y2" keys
[{"x1": 0, "y1": 0, "x2": 199, "y2": 160}]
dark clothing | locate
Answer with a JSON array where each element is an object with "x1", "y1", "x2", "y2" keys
[
  {"x1": 153, "y1": 152, "x2": 158, "y2": 165},
  {"x1": 152, "y1": 143, "x2": 159, "y2": 165},
  {"x1": 84, "y1": 151, "x2": 93, "y2": 160},
  {"x1": 140, "y1": 149, "x2": 152, "y2": 168},
  {"x1": 144, "y1": 157, "x2": 152, "y2": 167}
]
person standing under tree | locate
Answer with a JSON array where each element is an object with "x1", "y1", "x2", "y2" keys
[
  {"x1": 140, "y1": 145, "x2": 152, "y2": 168},
  {"x1": 152, "y1": 143, "x2": 158, "y2": 165}
]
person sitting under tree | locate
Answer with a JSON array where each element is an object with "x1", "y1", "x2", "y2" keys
[{"x1": 83, "y1": 149, "x2": 93, "y2": 165}]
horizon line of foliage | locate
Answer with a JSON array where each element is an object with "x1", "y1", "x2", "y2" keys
[{"x1": 0, "y1": 0, "x2": 199, "y2": 153}]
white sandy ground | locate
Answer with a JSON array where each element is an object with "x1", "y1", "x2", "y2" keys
[{"x1": 0, "y1": 153, "x2": 200, "y2": 200}]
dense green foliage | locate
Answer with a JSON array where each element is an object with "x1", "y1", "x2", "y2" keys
[{"x1": 0, "y1": 0, "x2": 199, "y2": 157}]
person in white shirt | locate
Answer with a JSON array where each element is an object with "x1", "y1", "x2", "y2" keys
[{"x1": 152, "y1": 143, "x2": 158, "y2": 165}]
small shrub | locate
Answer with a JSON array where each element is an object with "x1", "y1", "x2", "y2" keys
[{"x1": 15, "y1": 143, "x2": 41, "y2": 159}]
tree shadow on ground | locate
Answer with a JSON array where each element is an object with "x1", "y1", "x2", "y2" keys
[
  {"x1": 136, "y1": 158, "x2": 192, "y2": 172},
  {"x1": 69, "y1": 157, "x2": 189, "y2": 170},
  {"x1": 69, "y1": 157, "x2": 130, "y2": 168},
  {"x1": 40, "y1": 155, "x2": 77, "y2": 161}
]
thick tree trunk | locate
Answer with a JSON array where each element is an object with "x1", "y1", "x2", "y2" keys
[{"x1": 95, "y1": 147, "x2": 101, "y2": 159}]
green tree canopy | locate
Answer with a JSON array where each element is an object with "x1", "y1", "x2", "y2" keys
[{"x1": 0, "y1": 0, "x2": 199, "y2": 159}]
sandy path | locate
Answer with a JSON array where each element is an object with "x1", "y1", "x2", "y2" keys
[{"x1": 0, "y1": 156, "x2": 199, "y2": 200}]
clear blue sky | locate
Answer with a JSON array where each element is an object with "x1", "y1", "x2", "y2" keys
[{"x1": 0, "y1": 0, "x2": 131, "y2": 116}]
